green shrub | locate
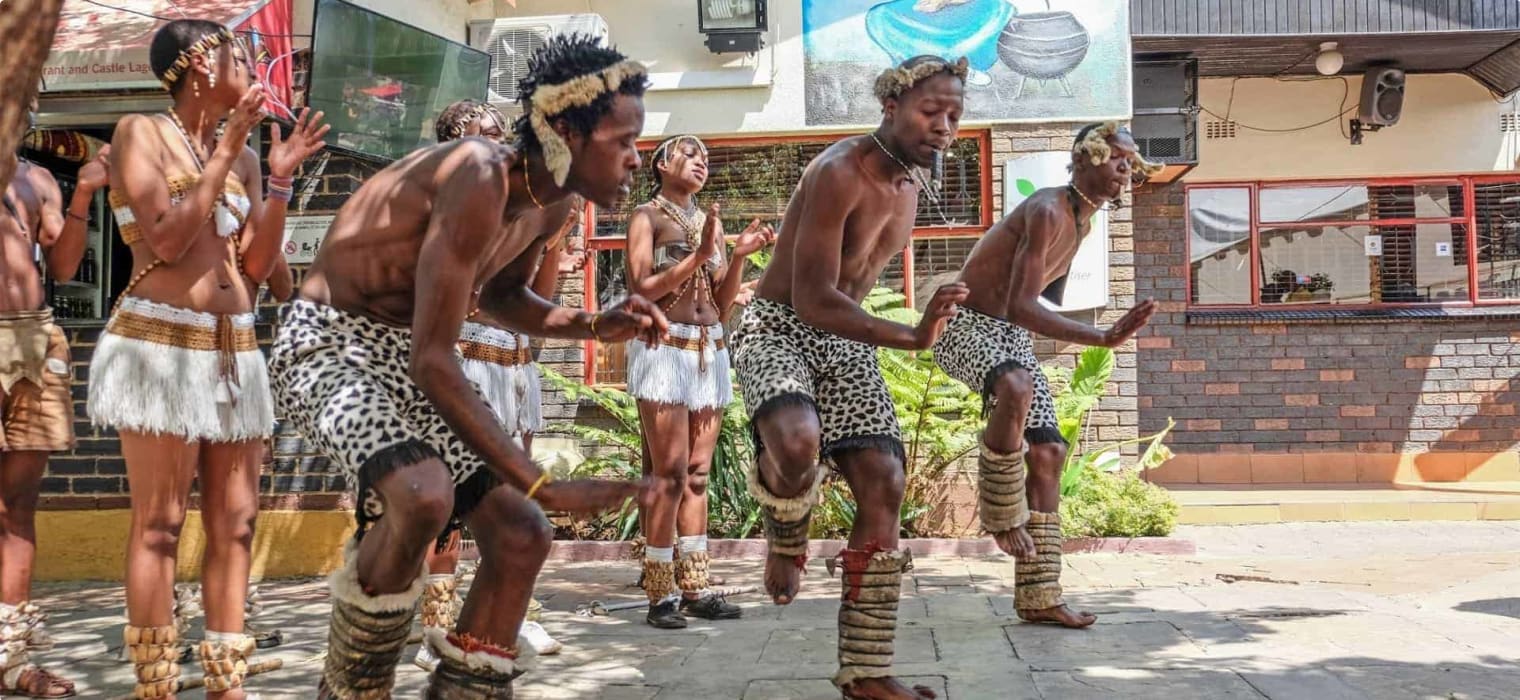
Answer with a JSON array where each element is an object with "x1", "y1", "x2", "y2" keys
[{"x1": 1059, "y1": 464, "x2": 1180, "y2": 538}]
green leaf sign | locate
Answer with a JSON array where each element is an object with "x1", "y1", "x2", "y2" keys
[{"x1": 1016, "y1": 178, "x2": 1037, "y2": 197}]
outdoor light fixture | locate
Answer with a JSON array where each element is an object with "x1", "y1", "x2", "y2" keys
[
  {"x1": 1315, "y1": 41, "x2": 1344, "y2": 76},
  {"x1": 697, "y1": 0, "x2": 766, "y2": 54}
]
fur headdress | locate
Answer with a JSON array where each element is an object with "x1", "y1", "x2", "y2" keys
[
  {"x1": 873, "y1": 56, "x2": 970, "y2": 103},
  {"x1": 527, "y1": 60, "x2": 648, "y2": 187},
  {"x1": 1073, "y1": 121, "x2": 1165, "y2": 183}
]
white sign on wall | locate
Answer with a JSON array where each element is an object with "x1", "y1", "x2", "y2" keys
[
  {"x1": 1003, "y1": 153, "x2": 1110, "y2": 312},
  {"x1": 283, "y1": 216, "x2": 336, "y2": 264}
]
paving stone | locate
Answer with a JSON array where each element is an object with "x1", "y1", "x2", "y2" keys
[
  {"x1": 759, "y1": 626, "x2": 937, "y2": 665},
  {"x1": 1326, "y1": 663, "x2": 1520, "y2": 700},
  {"x1": 1007, "y1": 620, "x2": 1202, "y2": 667},
  {"x1": 741, "y1": 675, "x2": 947, "y2": 700},
  {"x1": 1237, "y1": 668, "x2": 1372, "y2": 700},
  {"x1": 1031, "y1": 668, "x2": 1266, "y2": 699}
]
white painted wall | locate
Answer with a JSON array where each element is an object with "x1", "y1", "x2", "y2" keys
[
  {"x1": 487, "y1": 0, "x2": 800, "y2": 138},
  {"x1": 293, "y1": 0, "x2": 492, "y2": 44},
  {"x1": 1189, "y1": 73, "x2": 1520, "y2": 182}
]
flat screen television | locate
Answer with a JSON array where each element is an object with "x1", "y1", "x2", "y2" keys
[{"x1": 308, "y1": 0, "x2": 490, "y2": 161}]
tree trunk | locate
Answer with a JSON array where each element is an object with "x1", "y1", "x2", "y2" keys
[{"x1": 0, "y1": 0, "x2": 64, "y2": 194}]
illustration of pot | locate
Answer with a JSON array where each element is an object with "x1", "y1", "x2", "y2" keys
[{"x1": 996, "y1": 2, "x2": 1090, "y2": 98}]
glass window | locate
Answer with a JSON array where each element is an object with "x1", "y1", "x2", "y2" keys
[
  {"x1": 910, "y1": 237, "x2": 977, "y2": 311},
  {"x1": 1188, "y1": 187, "x2": 1251, "y2": 305},
  {"x1": 1473, "y1": 182, "x2": 1520, "y2": 301},
  {"x1": 1189, "y1": 178, "x2": 1502, "y2": 308}
]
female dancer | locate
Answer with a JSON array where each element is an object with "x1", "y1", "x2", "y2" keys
[
  {"x1": 626, "y1": 135, "x2": 772, "y2": 628},
  {"x1": 88, "y1": 19, "x2": 326, "y2": 699}
]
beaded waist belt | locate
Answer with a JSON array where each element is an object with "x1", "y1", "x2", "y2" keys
[{"x1": 459, "y1": 341, "x2": 533, "y2": 367}]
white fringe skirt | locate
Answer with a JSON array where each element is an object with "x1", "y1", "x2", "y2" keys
[
  {"x1": 87, "y1": 296, "x2": 274, "y2": 442},
  {"x1": 626, "y1": 322, "x2": 732, "y2": 411},
  {"x1": 458, "y1": 321, "x2": 544, "y2": 436}
]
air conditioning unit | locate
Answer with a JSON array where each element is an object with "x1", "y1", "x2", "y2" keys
[
  {"x1": 1130, "y1": 57, "x2": 1199, "y2": 184},
  {"x1": 467, "y1": 14, "x2": 610, "y2": 113}
]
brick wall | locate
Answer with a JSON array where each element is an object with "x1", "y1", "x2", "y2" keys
[{"x1": 1133, "y1": 182, "x2": 1520, "y2": 479}]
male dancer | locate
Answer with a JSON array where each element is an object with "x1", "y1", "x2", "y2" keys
[
  {"x1": 0, "y1": 104, "x2": 106, "y2": 698},
  {"x1": 732, "y1": 55, "x2": 969, "y2": 700},
  {"x1": 411, "y1": 99, "x2": 569, "y2": 672},
  {"x1": 933, "y1": 122, "x2": 1159, "y2": 629},
  {"x1": 269, "y1": 35, "x2": 663, "y2": 697}
]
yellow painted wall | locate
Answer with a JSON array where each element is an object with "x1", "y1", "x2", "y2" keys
[
  {"x1": 1190, "y1": 73, "x2": 1519, "y2": 182},
  {"x1": 35, "y1": 511, "x2": 355, "y2": 582}
]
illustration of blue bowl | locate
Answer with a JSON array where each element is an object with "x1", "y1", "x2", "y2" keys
[{"x1": 865, "y1": 0, "x2": 1016, "y2": 72}]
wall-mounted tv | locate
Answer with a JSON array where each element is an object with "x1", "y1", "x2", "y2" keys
[{"x1": 308, "y1": 0, "x2": 490, "y2": 162}]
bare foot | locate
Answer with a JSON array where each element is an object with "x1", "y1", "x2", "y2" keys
[
  {"x1": 993, "y1": 526, "x2": 1035, "y2": 560},
  {"x1": 841, "y1": 676, "x2": 937, "y2": 699},
  {"x1": 1018, "y1": 604, "x2": 1097, "y2": 628},
  {"x1": 4, "y1": 665, "x2": 75, "y2": 698},
  {"x1": 763, "y1": 551, "x2": 804, "y2": 605}
]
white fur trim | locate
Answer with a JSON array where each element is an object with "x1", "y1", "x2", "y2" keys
[
  {"x1": 423, "y1": 627, "x2": 539, "y2": 677},
  {"x1": 87, "y1": 329, "x2": 273, "y2": 442},
  {"x1": 625, "y1": 323, "x2": 732, "y2": 410},
  {"x1": 327, "y1": 543, "x2": 426, "y2": 613},
  {"x1": 459, "y1": 322, "x2": 521, "y2": 350}
]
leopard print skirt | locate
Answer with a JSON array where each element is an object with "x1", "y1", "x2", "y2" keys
[
  {"x1": 932, "y1": 307, "x2": 1062, "y2": 445},
  {"x1": 269, "y1": 299, "x2": 498, "y2": 539},
  {"x1": 732, "y1": 298, "x2": 903, "y2": 465}
]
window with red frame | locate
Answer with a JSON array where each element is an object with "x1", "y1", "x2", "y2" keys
[
  {"x1": 1186, "y1": 177, "x2": 1520, "y2": 308},
  {"x1": 582, "y1": 132, "x2": 991, "y2": 385}
]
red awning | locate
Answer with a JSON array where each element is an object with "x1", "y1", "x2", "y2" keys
[{"x1": 42, "y1": 0, "x2": 295, "y2": 118}]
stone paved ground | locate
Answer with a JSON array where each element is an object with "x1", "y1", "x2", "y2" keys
[{"x1": 32, "y1": 522, "x2": 1520, "y2": 699}]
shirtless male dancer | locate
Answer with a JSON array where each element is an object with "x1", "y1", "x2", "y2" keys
[
  {"x1": 731, "y1": 55, "x2": 970, "y2": 700},
  {"x1": 411, "y1": 99, "x2": 569, "y2": 672},
  {"x1": 0, "y1": 100, "x2": 105, "y2": 699},
  {"x1": 268, "y1": 35, "x2": 663, "y2": 697},
  {"x1": 933, "y1": 122, "x2": 1160, "y2": 629}
]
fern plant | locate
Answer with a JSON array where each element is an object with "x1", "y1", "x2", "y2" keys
[{"x1": 540, "y1": 366, "x2": 762, "y2": 540}]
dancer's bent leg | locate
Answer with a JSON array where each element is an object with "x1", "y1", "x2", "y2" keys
[
  {"x1": 637, "y1": 401, "x2": 690, "y2": 628},
  {"x1": 829, "y1": 448, "x2": 934, "y2": 700},
  {"x1": 1016, "y1": 440, "x2": 1094, "y2": 629},
  {"x1": 982, "y1": 370, "x2": 1036, "y2": 560},
  {"x1": 196, "y1": 439, "x2": 263, "y2": 699},
  {"x1": 0, "y1": 450, "x2": 74, "y2": 698},
  {"x1": 319, "y1": 457, "x2": 453, "y2": 700},
  {"x1": 749, "y1": 403, "x2": 824, "y2": 606},
  {"x1": 121, "y1": 431, "x2": 200, "y2": 699},
  {"x1": 423, "y1": 485, "x2": 550, "y2": 699},
  {"x1": 675, "y1": 409, "x2": 739, "y2": 620}
]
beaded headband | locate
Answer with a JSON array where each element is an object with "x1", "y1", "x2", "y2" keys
[
  {"x1": 526, "y1": 59, "x2": 648, "y2": 187},
  {"x1": 873, "y1": 56, "x2": 970, "y2": 102},
  {"x1": 438, "y1": 101, "x2": 508, "y2": 143},
  {"x1": 159, "y1": 28, "x2": 239, "y2": 92},
  {"x1": 1073, "y1": 121, "x2": 1165, "y2": 183},
  {"x1": 652, "y1": 134, "x2": 707, "y2": 168}
]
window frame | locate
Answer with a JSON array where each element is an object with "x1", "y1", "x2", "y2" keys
[
  {"x1": 1183, "y1": 174, "x2": 1520, "y2": 311},
  {"x1": 580, "y1": 129, "x2": 994, "y2": 385}
]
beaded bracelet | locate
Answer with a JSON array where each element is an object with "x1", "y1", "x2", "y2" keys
[
  {"x1": 526, "y1": 472, "x2": 552, "y2": 500},
  {"x1": 267, "y1": 186, "x2": 294, "y2": 203}
]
